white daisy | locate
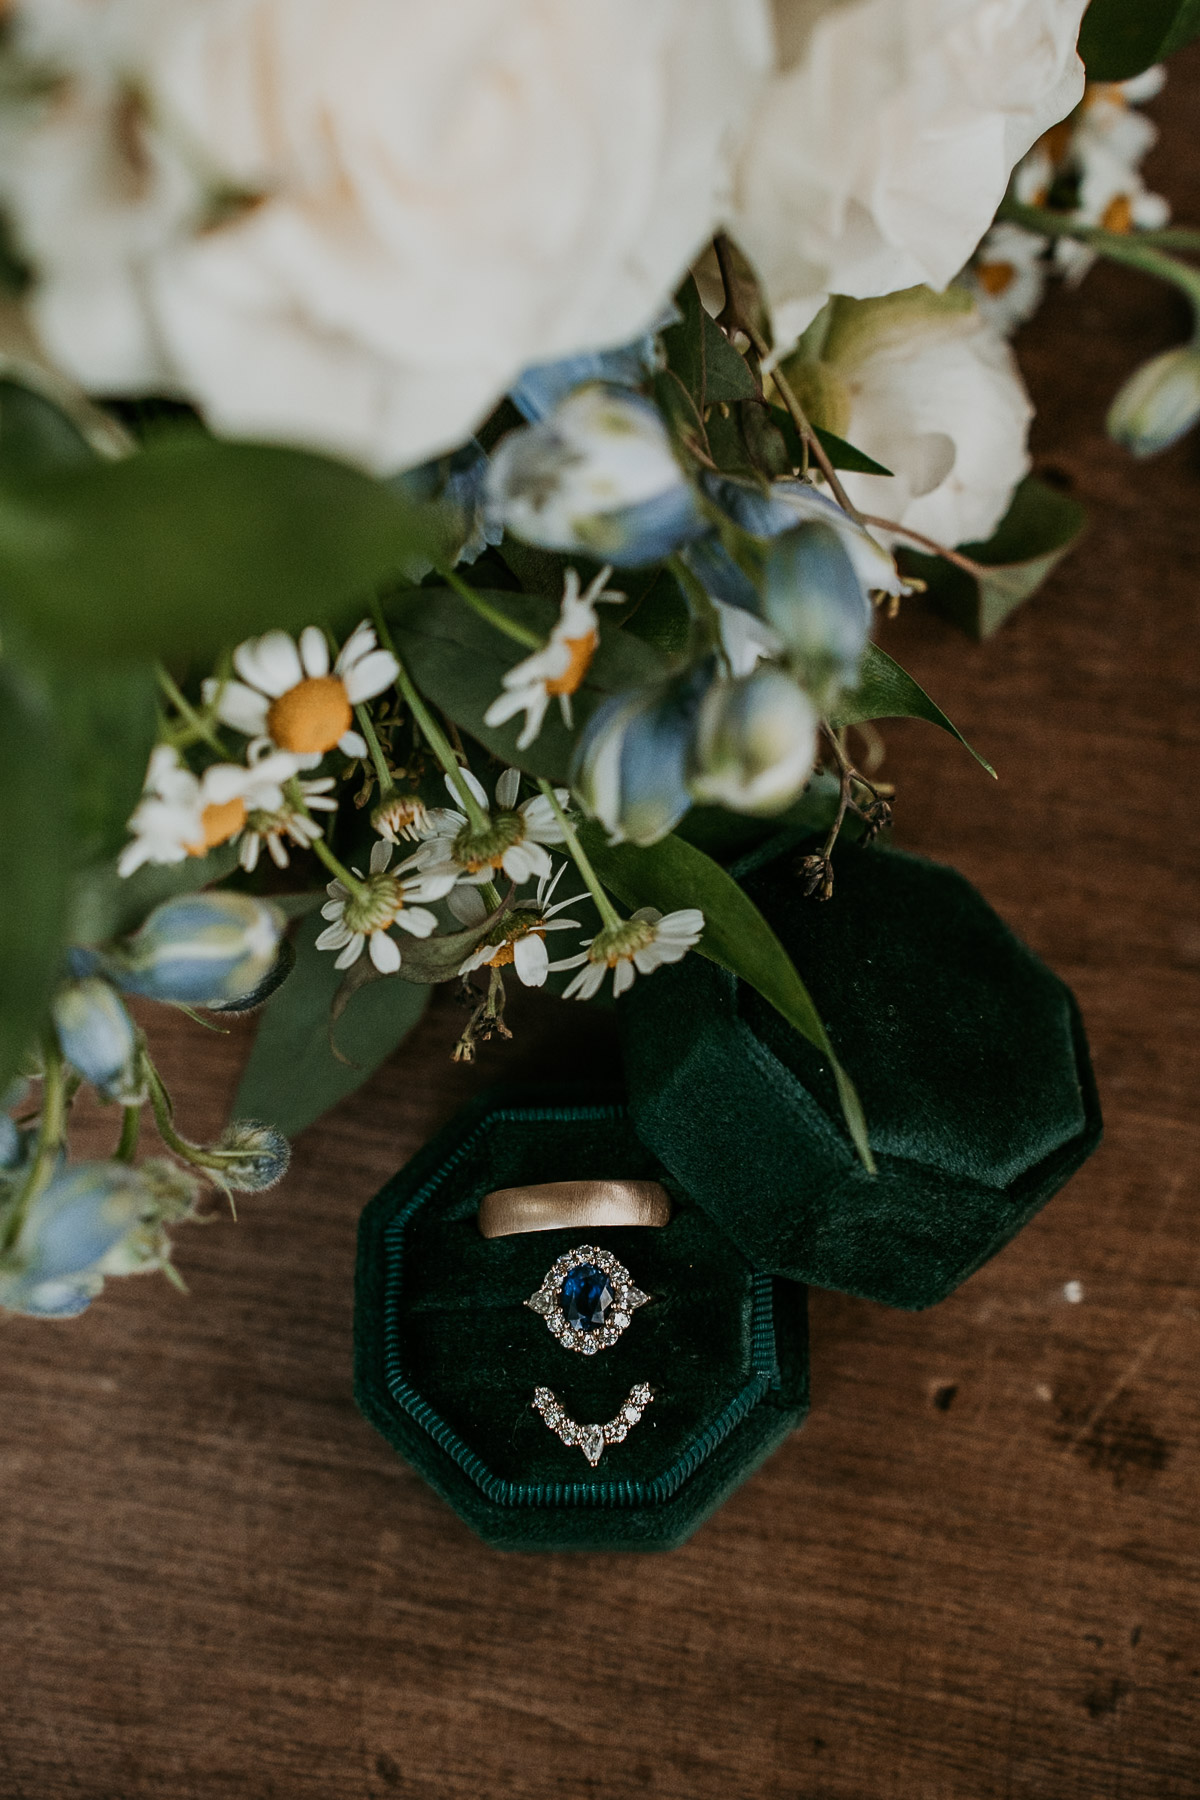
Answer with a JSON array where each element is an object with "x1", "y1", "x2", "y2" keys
[
  {"x1": 966, "y1": 224, "x2": 1047, "y2": 336},
  {"x1": 551, "y1": 906, "x2": 704, "y2": 1001},
  {"x1": 452, "y1": 862, "x2": 585, "y2": 989},
  {"x1": 483, "y1": 566, "x2": 622, "y2": 748},
  {"x1": 118, "y1": 744, "x2": 301, "y2": 878},
  {"x1": 401, "y1": 767, "x2": 569, "y2": 888},
  {"x1": 204, "y1": 622, "x2": 399, "y2": 767},
  {"x1": 315, "y1": 839, "x2": 457, "y2": 974},
  {"x1": 372, "y1": 792, "x2": 430, "y2": 844},
  {"x1": 238, "y1": 773, "x2": 338, "y2": 872}
]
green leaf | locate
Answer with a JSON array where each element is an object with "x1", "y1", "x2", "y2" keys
[
  {"x1": 390, "y1": 910, "x2": 503, "y2": 985},
  {"x1": 1078, "y1": 0, "x2": 1191, "y2": 77},
  {"x1": 232, "y1": 911, "x2": 429, "y2": 1137},
  {"x1": 580, "y1": 824, "x2": 874, "y2": 1171},
  {"x1": 899, "y1": 474, "x2": 1087, "y2": 640},
  {"x1": 768, "y1": 407, "x2": 894, "y2": 477},
  {"x1": 68, "y1": 843, "x2": 242, "y2": 946},
  {"x1": 386, "y1": 585, "x2": 667, "y2": 781},
  {"x1": 0, "y1": 434, "x2": 435, "y2": 660},
  {"x1": 832, "y1": 644, "x2": 996, "y2": 777},
  {"x1": 0, "y1": 361, "x2": 131, "y2": 476},
  {"x1": 46, "y1": 660, "x2": 159, "y2": 867},
  {"x1": 0, "y1": 654, "x2": 70, "y2": 1094},
  {"x1": 663, "y1": 276, "x2": 757, "y2": 412}
]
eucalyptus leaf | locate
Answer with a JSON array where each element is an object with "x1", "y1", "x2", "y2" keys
[
  {"x1": 580, "y1": 824, "x2": 874, "y2": 1170},
  {"x1": 832, "y1": 644, "x2": 995, "y2": 777},
  {"x1": 390, "y1": 908, "x2": 504, "y2": 985},
  {"x1": 899, "y1": 475, "x2": 1087, "y2": 640},
  {"x1": 0, "y1": 654, "x2": 70, "y2": 1094},
  {"x1": 663, "y1": 275, "x2": 757, "y2": 413},
  {"x1": 0, "y1": 435, "x2": 436, "y2": 660},
  {"x1": 767, "y1": 406, "x2": 894, "y2": 477},
  {"x1": 386, "y1": 585, "x2": 667, "y2": 781},
  {"x1": 232, "y1": 911, "x2": 429, "y2": 1137},
  {"x1": 1078, "y1": 0, "x2": 1194, "y2": 78}
]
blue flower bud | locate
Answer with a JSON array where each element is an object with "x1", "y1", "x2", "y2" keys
[
  {"x1": 510, "y1": 329, "x2": 663, "y2": 422},
  {"x1": 702, "y1": 472, "x2": 905, "y2": 600},
  {"x1": 0, "y1": 1113, "x2": 20, "y2": 1171},
  {"x1": 390, "y1": 437, "x2": 502, "y2": 567},
  {"x1": 572, "y1": 665, "x2": 709, "y2": 847},
  {"x1": 51, "y1": 977, "x2": 143, "y2": 1102},
  {"x1": 102, "y1": 893, "x2": 286, "y2": 1007},
  {"x1": 1107, "y1": 344, "x2": 1200, "y2": 457},
  {"x1": 764, "y1": 521, "x2": 873, "y2": 700},
  {"x1": 486, "y1": 384, "x2": 705, "y2": 567},
  {"x1": 689, "y1": 668, "x2": 819, "y2": 816},
  {"x1": 0, "y1": 1162, "x2": 151, "y2": 1318}
]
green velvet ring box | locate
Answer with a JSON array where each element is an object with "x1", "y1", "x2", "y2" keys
[
  {"x1": 354, "y1": 1092, "x2": 811, "y2": 1552},
  {"x1": 621, "y1": 840, "x2": 1103, "y2": 1310}
]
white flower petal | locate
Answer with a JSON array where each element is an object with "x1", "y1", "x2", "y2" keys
[
  {"x1": 320, "y1": 899, "x2": 346, "y2": 921},
  {"x1": 315, "y1": 922, "x2": 353, "y2": 951},
  {"x1": 612, "y1": 956, "x2": 636, "y2": 997},
  {"x1": 209, "y1": 680, "x2": 270, "y2": 737},
  {"x1": 513, "y1": 932, "x2": 549, "y2": 988},
  {"x1": 458, "y1": 946, "x2": 494, "y2": 976},
  {"x1": 369, "y1": 930, "x2": 402, "y2": 973},
  {"x1": 450, "y1": 767, "x2": 490, "y2": 811},
  {"x1": 564, "y1": 959, "x2": 608, "y2": 1001},
  {"x1": 496, "y1": 767, "x2": 522, "y2": 810},
  {"x1": 296, "y1": 625, "x2": 329, "y2": 679},
  {"x1": 236, "y1": 631, "x2": 304, "y2": 698},
  {"x1": 447, "y1": 885, "x2": 489, "y2": 927},
  {"x1": 396, "y1": 907, "x2": 438, "y2": 938},
  {"x1": 342, "y1": 649, "x2": 400, "y2": 704},
  {"x1": 335, "y1": 622, "x2": 377, "y2": 673},
  {"x1": 369, "y1": 838, "x2": 393, "y2": 875},
  {"x1": 334, "y1": 934, "x2": 366, "y2": 969},
  {"x1": 519, "y1": 795, "x2": 567, "y2": 844},
  {"x1": 338, "y1": 730, "x2": 368, "y2": 759}
]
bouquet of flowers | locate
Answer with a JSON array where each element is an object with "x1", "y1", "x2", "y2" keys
[{"x1": 0, "y1": 0, "x2": 1196, "y2": 1321}]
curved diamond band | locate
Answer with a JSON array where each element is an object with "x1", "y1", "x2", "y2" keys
[
  {"x1": 532, "y1": 1383, "x2": 653, "y2": 1466},
  {"x1": 525, "y1": 1244, "x2": 649, "y2": 1354}
]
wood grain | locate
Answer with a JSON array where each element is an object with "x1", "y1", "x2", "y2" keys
[{"x1": 4, "y1": 56, "x2": 1200, "y2": 1800}]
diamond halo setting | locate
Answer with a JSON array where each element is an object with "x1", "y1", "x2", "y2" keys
[
  {"x1": 532, "y1": 1383, "x2": 654, "y2": 1467},
  {"x1": 525, "y1": 1243, "x2": 649, "y2": 1354}
]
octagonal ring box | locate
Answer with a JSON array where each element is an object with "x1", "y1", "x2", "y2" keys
[
  {"x1": 621, "y1": 840, "x2": 1103, "y2": 1310},
  {"x1": 354, "y1": 1089, "x2": 811, "y2": 1552}
]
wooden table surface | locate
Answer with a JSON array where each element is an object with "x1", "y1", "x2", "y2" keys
[{"x1": 4, "y1": 61, "x2": 1200, "y2": 1800}]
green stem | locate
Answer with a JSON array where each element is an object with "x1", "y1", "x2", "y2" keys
[
  {"x1": 310, "y1": 833, "x2": 369, "y2": 901},
  {"x1": 143, "y1": 1059, "x2": 226, "y2": 1179},
  {"x1": 115, "y1": 1104, "x2": 141, "y2": 1164},
  {"x1": 355, "y1": 703, "x2": 394, "y2": 798},
  {"x1": 998, "y1": 199, "x2": 1200, "y2": 313},
  {"x1": 2, "y1": 1033, "x2": 67, "y2": 1251},
  {"x1": 536, "y1": 780, "x2": 621, "y2": 932},
  {"x1": 369, "y1": 599, "x2": 489, "y2": 831},
  {"x1": 441, "y1": 568, "x2": 542, "y2": 650},
  {"x1": 156, "y1": 666, "x2": 227, "y2": 757}
]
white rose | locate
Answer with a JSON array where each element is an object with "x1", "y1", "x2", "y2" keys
[
  {"x1": 730, "y1": 0, "x2": 1089, "y2": 348},
  {"x1": 1, "y1": 0, "x2": 772, "y2": 471},
  {"x1": 786, "y1": 286, "x2": 1033, "y2": 547}
]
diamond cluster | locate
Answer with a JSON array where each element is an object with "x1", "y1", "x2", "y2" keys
[
  {"x1": 532, "y1": 1383, "x2": 654, "y2": 1466},
  {"x1": 525, "y1": 1243, "x2": 649, "y2": 1354}
]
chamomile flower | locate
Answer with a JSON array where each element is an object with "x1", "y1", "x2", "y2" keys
[
  {"x1": 552, "y1": 906, "x2": 704, "y2": 1001},
  {"x1": 452, "y1": 863, "x2": 585, "y2": 989},
  {"x1": 315, "y1": 839, "x2": 457, "y2": 974},
  {"x1": 238, "y1": 773, "x2": 338, "y2": 872},
  {"x1": 966, "y1": 224, "x2": 1047, "y2": 336},
  {"x1": 118, "y1": 744, "x2": 300, "y2": 877},
  {"x1": 204, "y1": 622, "x2": 399, "y2": 766},
  {"x1": 402, "y1": 767, "x2": 569, "y2": 888},
  {"x1": 371, "y1": 791, "x2": 431, "y2": 844},
  {"x1": 483, "y1": 566, "x2": 622, "y2": 748}
]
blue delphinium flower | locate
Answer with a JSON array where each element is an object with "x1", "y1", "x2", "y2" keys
[
  {"x1": 51, "y1": 977, "x2": 143, "y2": 1102},
  {"x1": 95, "y1": 893, "x2": 286, "y2": 1008}
]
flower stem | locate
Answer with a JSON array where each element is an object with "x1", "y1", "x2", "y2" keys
[
  {"x1": 998, "y1": 199, "x2": 1200, "y2": 313},
  {"x1": 369, "y1": 599, "x2": 490, "y2": 830},
  {"x1": 310, "y1": 833, "x2": 368, "y2": 901},
  {"x1": 536, "y1": 780, "x2": 621, "y2": 931},
  {"x1": 115, "y1": 1103, "x2": 141, "y2": 1164},
  {"x1": 2, "y1": 1032, "x2": 67, "y2": 1251},
  {"x1": 156, "y1": 665, "x2": 227, "y2": 757},
  {"x1": 858, "y1": 515, "x2": 994, "y2": 581},
  {"x1": 441, "y1": 568, "x2": 542, "y2": 649},
  {"x1": 354, "y1": 703, "x2": 394, "y2": 798}
]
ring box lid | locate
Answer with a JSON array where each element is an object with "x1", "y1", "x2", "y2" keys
[{"x1": 619, "y1": 842, "x2": 1102, "y2": 1310}]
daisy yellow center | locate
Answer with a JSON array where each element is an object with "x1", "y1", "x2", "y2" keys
[
  {"x1": 588, "y1": 917, "x2": 656, "y2": 967},
  {"x1": 267, "y1": 675, "x2": 352, "y2": 754},
  {"x1": 486, "y1": 918, "x2": 545, "y2": 967},
  {"x1": 978, "y1": 260, "x2": 1016, "y2": 298},
  {"x1": 1101, "y1": 193, "x2": 1133, "y2": 234},
  {"x1": 453, "y1": 810, "x2": 525, "y2": 874},
  {"x1": 186, "y1": 796, "x2": 247, "y2": 856},
  {"x1": 545, "y1": 631, "x2": 598, "y2": 697}
]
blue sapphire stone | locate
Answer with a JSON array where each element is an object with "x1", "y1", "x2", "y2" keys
[{"x1": 560, "y1": 1263, "x2": 615, "y2": 1333}]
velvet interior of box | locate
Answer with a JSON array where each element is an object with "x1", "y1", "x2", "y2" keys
[
  {"x1": 354, "y1": 1091, "x2": 810, "y2": 1552},
  {"x1": 620, "y1": 840, "x2": 1102, "y2": 1310}
]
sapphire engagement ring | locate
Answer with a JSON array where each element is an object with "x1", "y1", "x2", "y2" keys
[{"x1": 525, "y1": 1244, "x2": 649, "y2": 1354}]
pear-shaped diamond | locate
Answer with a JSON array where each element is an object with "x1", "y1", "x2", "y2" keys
[{"x1": 580, "y1": 1425, "x2": 606, "y2": 1466}]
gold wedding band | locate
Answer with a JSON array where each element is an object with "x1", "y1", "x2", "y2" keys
[{"x1": 478, "y1": 1179, "x2": 671, "y2": 1238}]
